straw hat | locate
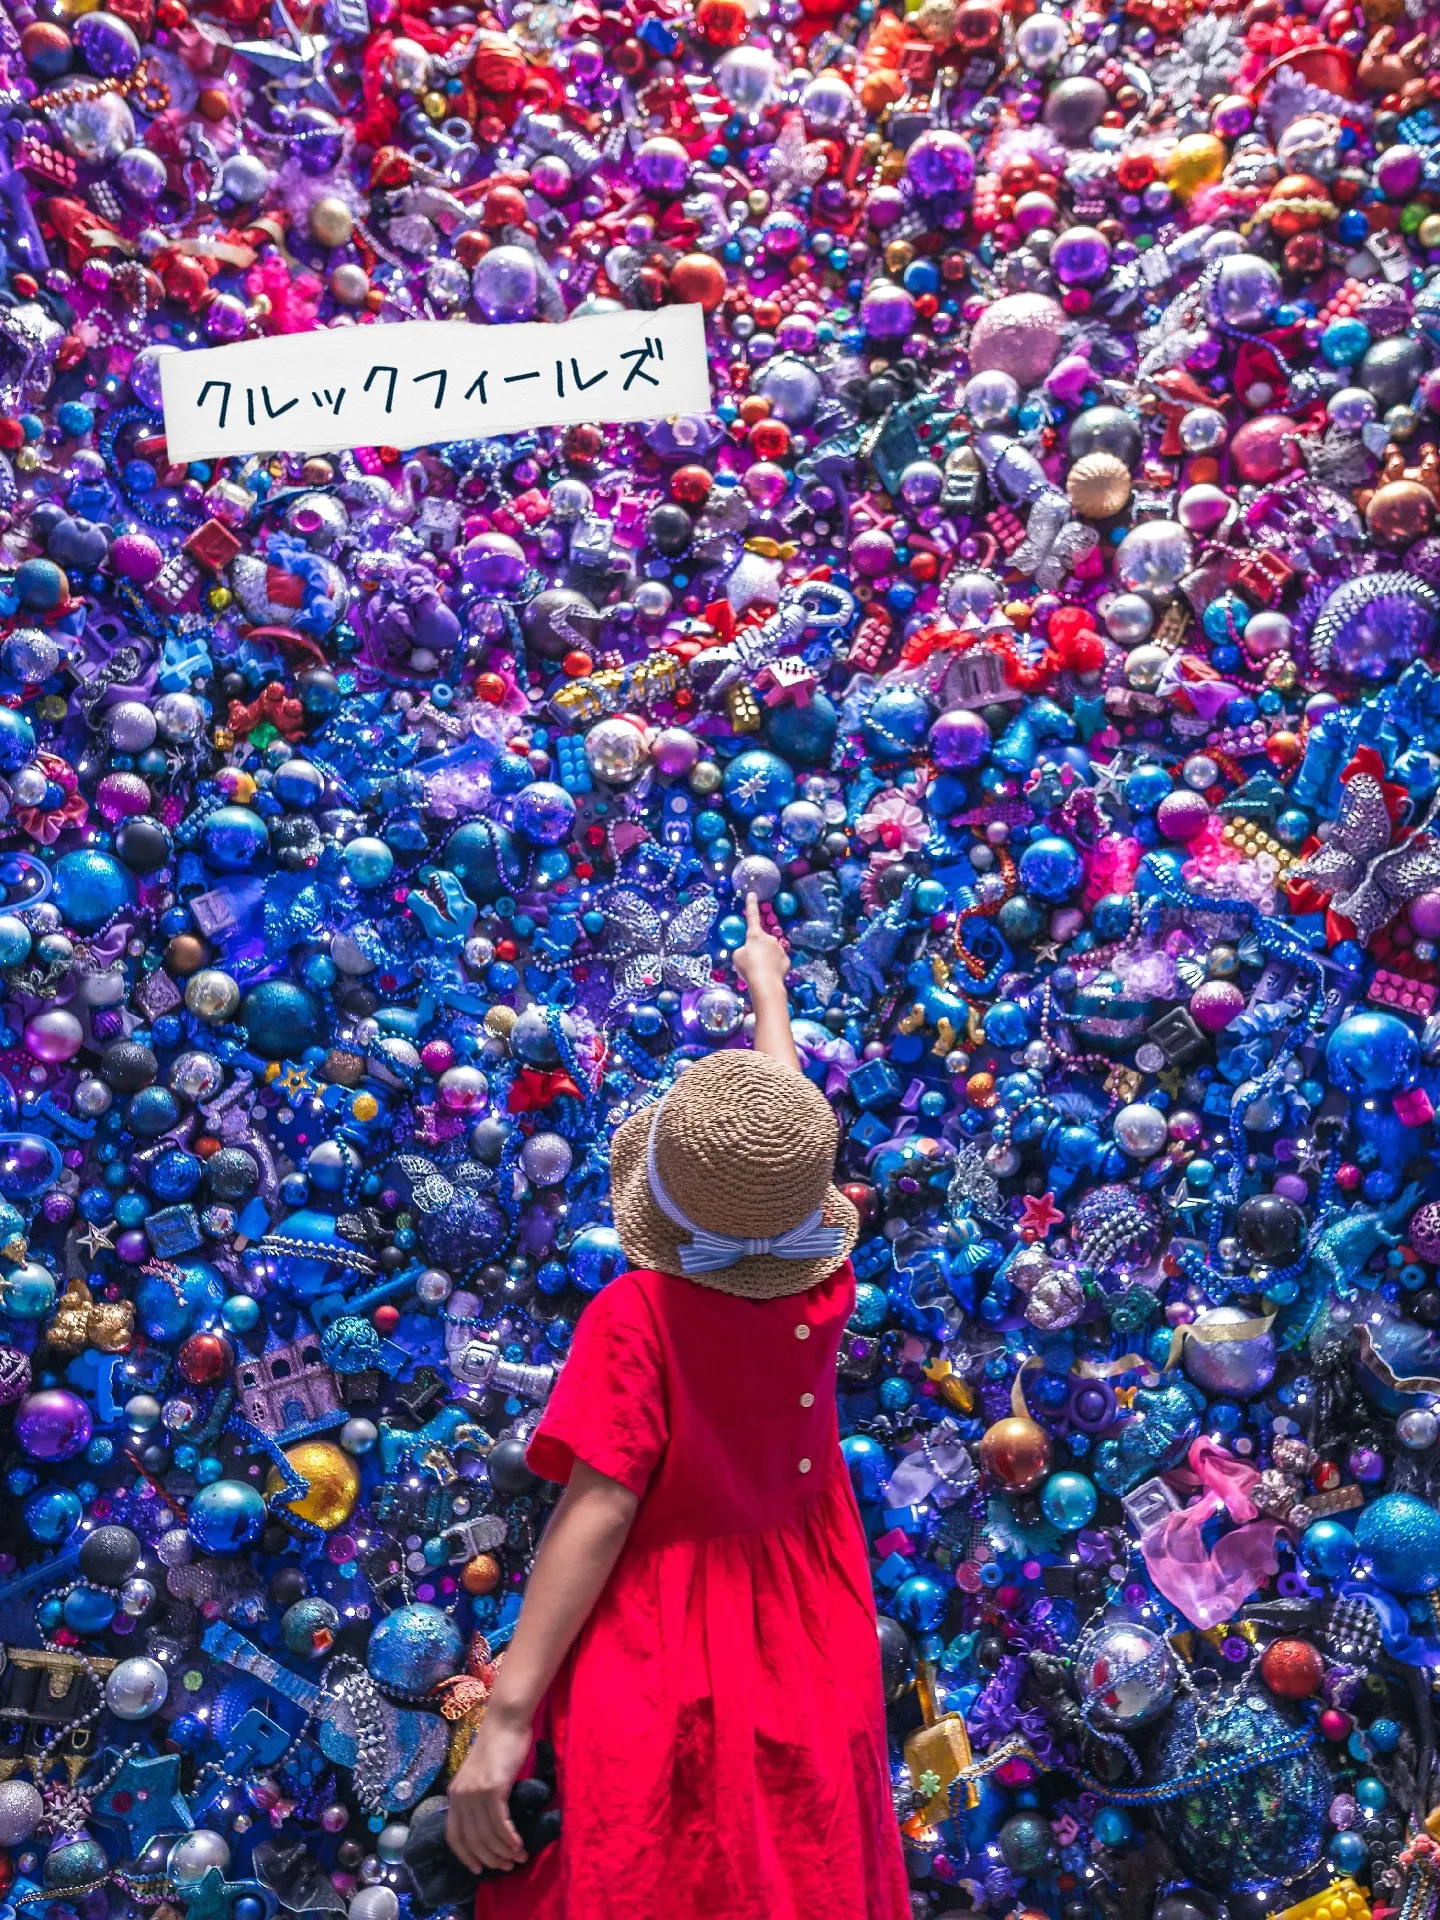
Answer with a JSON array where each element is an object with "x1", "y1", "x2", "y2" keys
[{"x1": 609, "y1": 1050, "x2": 860, "y2": 1301}]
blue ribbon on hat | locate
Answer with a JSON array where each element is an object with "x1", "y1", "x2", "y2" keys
[{"x1": 646, "y1": 1107, "x2": 847, "y2": 1276}]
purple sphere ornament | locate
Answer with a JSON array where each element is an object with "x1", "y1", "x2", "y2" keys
[{"x1": 15, "y1": 1388, "x2": 93, "y2": 1461}]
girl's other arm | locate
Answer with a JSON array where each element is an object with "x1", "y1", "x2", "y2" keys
[
  {"x1": 733, "y1": 891, "x2": 800, "y2": 1072},
  {"x1": 446, "y1": 1462, "x2": 638, "y2": 1872}
]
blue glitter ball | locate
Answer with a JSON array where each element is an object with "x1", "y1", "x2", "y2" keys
[
  {"x1": 764, "y1": 691, "x2": 838, "y2": 764},
  {"x1": 1300, "y1": 1518, "x2": 1357, "y2": 1579},
  {"x1": 189, "y1": 1478, "x2": 267, "y2": 1553},
  {"x1": 52, "y1": 849, "x2": 135, "y2": 932},
  {"x1": 723, "y1": 749, "x2": 796, "y2": 821},
  {"x1": 367, "y1": 1602, "x2": 463, "y2": 1693},
  {"x1": 1150, "y1": 1693, "x2": 1329, "y2": 1889},
  {"x1": 202, "y1": 804, "x2": 271, "y2": 871},
  {"x1": 1325, "y1": 1010, "x2": 1420, "y2": 1095},
  {"x1": 241, "y1": 981, "x2": 325, "y2": 1060},
  {"x1": 1354, "y1": 1491, "x2": 1440, "y2": 1594},
  {"x1": 511, "y1": 780, "x2": 577, "y2": 846},
  {"x1": 443, "y1": 819, "x2": 522, "y2": 904},
  {"x1": 43, "y1": 1837, "x2": 109, "y2": 1890},
  {"x1": 1019, "y1": 834, "x2": 1084, "y2": 903}
]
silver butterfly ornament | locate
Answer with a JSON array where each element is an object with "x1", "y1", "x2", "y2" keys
[{"x1": 601, "y1": 888, "x2": 718, "y2": 1006}]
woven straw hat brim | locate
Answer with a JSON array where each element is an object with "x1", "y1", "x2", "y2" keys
[{"x1": 609, "y1": 1065, "x2": 860, "y2": 1302}]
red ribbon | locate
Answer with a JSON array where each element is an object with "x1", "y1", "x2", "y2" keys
[{"x1": 507, "y1": 1069, "x2": 582, "y2": 1113}]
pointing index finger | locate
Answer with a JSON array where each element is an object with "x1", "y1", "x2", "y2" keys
[{"x1": 745, "y1": 890, "x2": 762, "y2": 934}]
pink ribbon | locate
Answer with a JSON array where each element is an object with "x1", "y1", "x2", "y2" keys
[{"x1": 1138, "y1": 1438, "x2": 1280, "y2": 1630}]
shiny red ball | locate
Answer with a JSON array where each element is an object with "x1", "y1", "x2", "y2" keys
[
  {"x1": 177, "y1": 1331, "x2": 233, "y2": 1387},
  {"x1": 1260, "y1": 1637, "x2": 1325, "y2": 1698}
]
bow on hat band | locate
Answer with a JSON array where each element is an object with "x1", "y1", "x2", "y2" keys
[{"x1": 645, "y1": 1109, "x2": 847, "y2": 1276}]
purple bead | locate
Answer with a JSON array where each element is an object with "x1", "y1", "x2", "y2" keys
[
  {"x1": 860, "y1": 281, "x2": 916, "y2": 340},
  {"x1": 634, "y1": 136, "x2": 690, "y2": 196},
  {"x1": 14, "y1": 1388, "x2": 92, "y2": 1461},
  {"x1": 460, "y1": 532, "x2": 526, "y2": 593},
  {"x1": 904, "y1": 130, "x2": 974, "y2": 199},
  {"x1": 929, "y1": 708, "x2": 990, "y2": 769},
  {"x1": 1049, "y1": 224, "x2": 1110, "y2": 287},
  {"x1": 73, "y1": 11, "x2": 140, "y2": 76}
]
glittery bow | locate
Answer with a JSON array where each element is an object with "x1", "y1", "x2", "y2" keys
[{"x1": 1290, "y1": 747, "x2": 1440, "y2": 942}]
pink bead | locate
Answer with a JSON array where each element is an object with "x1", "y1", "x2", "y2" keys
[
  {"x1": 420, "y1": 1040, "x2": 454, "y2": 1073},
  {"x1": 1189, "y1": 979, "x2": 1245, "y2": 1033},
  {"x1": 109, "y1": 532, "x2": 164, "y2": 584},
  {"x1": 1229, "y1": 413, "x2": 1302, "y2": 485},
  {"x1": 1156, "y1": 789, "x2": 1211, "y2": 843},
  {"x1": 1319, "y1": 1709, "x2": 1353, "y2": 1741},
  {"x1": 1408, "y1": 890, "x2": 1440, "y2": 938}
]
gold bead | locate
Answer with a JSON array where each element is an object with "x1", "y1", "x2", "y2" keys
[
  {"x1": 207, "y1": 587, "x2": 231, "y2": 611},
  {"x1": 309, "y1": 195, "x2": 354, "y2": 248}
]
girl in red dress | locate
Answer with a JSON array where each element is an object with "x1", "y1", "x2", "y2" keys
[{"x1": 446, "y1": 896, "x2": 911, "y2": 1920}]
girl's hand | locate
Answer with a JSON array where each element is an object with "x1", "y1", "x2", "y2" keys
[
  {"x1": 733, "y1": 892, "x2": 789, "y2": 999},
  {"x1": 447, "y1": 1705, "x2": 535, "y2": 1873}
]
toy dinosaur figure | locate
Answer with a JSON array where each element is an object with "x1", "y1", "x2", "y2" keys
[
  {"x1": 1282, "y1": 1182, "x2": 1424, "y2": 1348},
  {"x1": 841, "y1": 876, "x2": 917, "y2": 1006}
]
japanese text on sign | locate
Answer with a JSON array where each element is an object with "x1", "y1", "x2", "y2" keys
[{"x1": 159, "y1": 305, "x2": 713, "y2": 463}]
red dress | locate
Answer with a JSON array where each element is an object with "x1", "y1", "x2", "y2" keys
[{"x1": 475, "y1": 1261, "x2": 910, "y2": 1920}]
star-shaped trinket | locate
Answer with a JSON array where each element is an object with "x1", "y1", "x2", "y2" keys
[
  {"x1": 88, "y1": 1749, "x2": 193, "y2": 1857},
  {"x1": 182, "y1": 1867, "x2": 272, "y2": 1920}
]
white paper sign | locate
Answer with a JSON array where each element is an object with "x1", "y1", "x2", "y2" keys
[{"x1": 159, "y1": 304, "x2": 712, "y2": 464}]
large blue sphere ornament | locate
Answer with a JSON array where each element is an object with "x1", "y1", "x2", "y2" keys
[
  {"x1": 511, "y1": 781, "x2": 577, "y2": 847},
  {"x1": 442, "y1": 819, "x2": 522, "y2": 905},
  {"x1": 23, "y1": 1485, "x2": 82, "y2": 1542},
  {"x1": 1354, "y1": 1491, "x2": 1440, "y2": 1593},
  {"x1": 1019, "y1": 834, "x2": 1084, "y2": 903},
  {"x1": 1301, "y1": 1518, "x2": 1357, "y2": 1579},
  {"x1": 1150, "y1": 1693, "x2": 1329, "y2": 1889},
  {"x1": 367, "y1": 1603, "x2": 463, "y2": 1693},
  {"x1": 841, "y1": 1432, "x2": 889, "y2": 1501},
  {"x1": 52, "y1": 849, "x2": 135, "y2": 932},
  {"x1": 862, "y1": 684, "x2": 931, "y2": 756},
  {"x1": 723, "y1": 749, "x2": 796, "y2": 821},
  {"x1": 566, "y1": 1224, "x2": 626, "y2": 1294},
  {"x1": 891, "y1": 1573, "x2": 946, "y2": 1632},
  {"x1": 136, "y1": 1257, "x2": 224, "y2": 1340},
  {"x1": 240, "y1": 981, "x2": 324, "y2": 1060},
  {"x1": 764, "y1": 691, "x2": 838, "y2": 764},
  {"x1": 202, "y1": 804, "x2": 270, "y2": 871},
  {"x1": 189, "y1": 1478, "x2": 267, "y2": 1552},
  {"x1": 1325, "y1": 1010, "x2": 1419, "y2": 1095},
  {"x1": 416, "y1": 1185, "x2": 505, "y2": 1271}
]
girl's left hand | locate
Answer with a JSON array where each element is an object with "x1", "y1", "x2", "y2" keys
[{"x1": 447, "y1": 1705, "x2": 535, "y2": 1872}]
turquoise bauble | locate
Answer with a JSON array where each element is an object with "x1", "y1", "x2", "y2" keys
[
  {"x1": 1354, "y1": 1491, "x2": 1440, "y2": 1594},
  {"x1": 52, "y1": 849, "x2": 135, "y2": 932},
  {"x1": 367, "y1": 1603, "x2": 462, "y2": 1694},
  {"x1": 240, "y1": 980, "x2": 324, "y2": 1060}
]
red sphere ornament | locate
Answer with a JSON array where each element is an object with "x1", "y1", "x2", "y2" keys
[
  {"x1": 978, "y1": 1414, "x2": 1051, "y2": 1490},
  {"x1": 177, "y1": 1331, "x2": 233, "y2": 1387},
  {"x1": 1259, "y1": 1637, "x2": 1325, "y2": 1698}
]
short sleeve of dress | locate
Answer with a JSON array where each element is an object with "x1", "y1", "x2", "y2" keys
[{"x1": 526, "y1": 1273, "x2": 669, "y2": 1498}]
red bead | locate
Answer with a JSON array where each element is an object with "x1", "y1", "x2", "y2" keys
[
  {"x1": 373, "y1": 1305, "x2": 400, "y2": 1333},
  {"x1": 178, "y1": 1331, "x2": 233, "y2": 1386},
  {"x1": 1259, "y1": 1637, "x2": 1324, "y2": 1699}
]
